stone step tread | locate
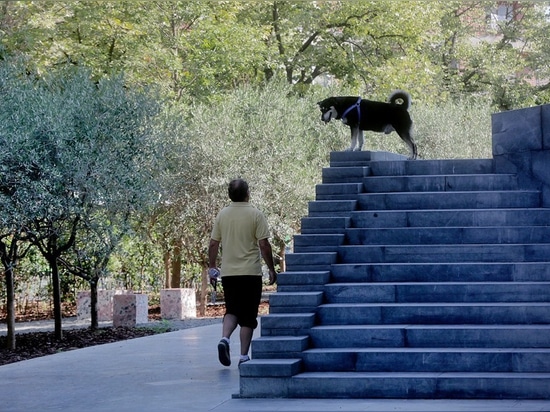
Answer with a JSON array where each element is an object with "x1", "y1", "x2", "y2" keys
[
  {"x1": 364, "y1": 173, "x2": 516, "y2": 178},
  {"x1": 304, "y1": 347, "x2": 550, "y2": 353},
  {"x1": 356, "y1": 191, "x2": 541, "y2": 210},
  {"x1": 346, "y1": 208, "x2": 550, "y2": 229},
  {"x1": 362, "y1": 174, "x2": 518, "y2": 192},
  {"x1": 239, "y1": 359, "x2": 302, "y2": 377},
  {"x1": 358, "y1": 189, "x2": 539, "y2": 195},
  {"x1": 332, "y1": 261, "x2": 550, "y2": 267},
  {"x1": 320, "y1": 302, "x2": 550, "y2": 308},
  {"x1": 340, "y1": 243, "x2": 550, "y2": 247},
  {"x1": 324, "y1": 282, "x2": 550, "y2": 296},
  {"x1": 337, "y1": 244, "x2": 550, "y2": 264},
  {"x1": 365, "y1": 158, "x2": 495, "y2": 173},
  {"x1": 338, "y1": 243, "x2": 550, "y2": 254},
  {"x1": 326, "y1": 281, "x2": 550, "y2": 286},
  {"x1": 254, "y1": 336, "x2": 309, "y2": 341},
  {"x1": 329, "y1": 155, "x2": 495, "y2": 174},
  {"x1": 352, "y1": 207, "x2": 550, "y2": 212},
  {"x1": 345, "y1": 225, "x2": 550, "y2": 233},
  {"x1": 313, "y1": 324, "x2": 550, "y2": 330},
  {"x1": 281, "y1": 271, "x2": 331, "y2": 275},
  {"x1": 294, "y1": 371, "x2": 550, "y2": 378}
]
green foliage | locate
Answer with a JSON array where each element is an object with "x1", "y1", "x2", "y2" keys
[
  {"x1": 3, "y1": 1, "x2": 550, "y2": 108},
  {"x1": 108, "y1": 234, "x2": 164, "y2": 292},
  {"x1": 182, "y1": 79, "x2": 338, "y2": 255},
  {"x1": 412, "y1": 98, "x2": 493, "y2": 159}
]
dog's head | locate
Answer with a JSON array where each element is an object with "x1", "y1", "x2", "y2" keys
[{"x1": 317, "y1": 98, "x2": 339, "y2": 124}]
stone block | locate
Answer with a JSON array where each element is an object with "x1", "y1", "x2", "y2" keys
[
  {"x1": 113, "y1": 294, "x2": 148, "y2": 327},
  {"x1": 77, "y1": 290, "x2": 123, "y2": 321},
  {"x1": 76, "y1": 291, "x2": 91, "y2": 321},
  {"x1": 543, "y1": 104, "x2": 550, "y2": 149},
  {"x1": 492, "y1": 105, "x2": 542, "y2": 155},
  {"x1": 532, "y1": 150, "x2": 550, "y2": 186},
  {"x1": 160, "y1": 288, "x2": 196, "y2": 320}
]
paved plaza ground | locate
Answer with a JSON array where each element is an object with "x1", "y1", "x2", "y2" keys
[{"x1": 1, "y1": 320, "x2": 550, "y2": 411}]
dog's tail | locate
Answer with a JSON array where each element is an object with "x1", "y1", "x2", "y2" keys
[{"x1": 388, "y1": 90, "x2": 411, "y2": 110}]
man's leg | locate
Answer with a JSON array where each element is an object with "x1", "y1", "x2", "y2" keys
[
  {"x1": 240, "y1": 326, "x2": 253, "y2": 356},
  {"x1": 218, "y1": 314, "x2": 238, "y2": 366},
  {"x1": 222, "y1": 313, "x2": 238, "y2": 339}
]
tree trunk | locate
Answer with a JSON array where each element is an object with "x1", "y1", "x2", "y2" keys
[
  {"x1": 50, "y1": 259, "x2": 63, "y2": 340},
  {"x1": 90, "y1": 279, "x2": 98, "y2": 330},
  {"x1": 197, "y1": 268, "x2": 208, "y2": 316},
  {"x1": 163, "y1": 250, "x2": 171, "y2": 288},
  {"x1": 170, "y1": 238, "x2": 182, "y2": 288},
  {"x1": 5, "y1": 266, "x2": 16, "y2": 350}
]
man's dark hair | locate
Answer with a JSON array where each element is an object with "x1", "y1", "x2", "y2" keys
[{"x1": 228, "y1": 179, "x2": 249, "y2": 202}]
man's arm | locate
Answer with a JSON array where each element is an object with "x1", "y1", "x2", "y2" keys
[
  {"x1": 259, "y1": 238, "x2": 277, "y2": 285},
  {"x1": 208, "y1": 239, "x2": 220, "y2": 269}
]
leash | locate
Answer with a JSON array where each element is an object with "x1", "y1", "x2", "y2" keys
[{"x1": 341, "y1": 97, "x2": 361, "y2": 123}]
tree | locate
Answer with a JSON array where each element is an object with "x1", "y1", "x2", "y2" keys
[
  {"x1": 0, "y1": 59, "x2": 165, "y2": 337},
  {"x1": 58, "y1": 216, "x2": 121, "y2": 330},
  {"x1": 3, "y1": 1, "x2": 550, "y2": 108},
  {"x1": 0, "y1": 57, "x2": 55, "y2": 346},
  {"x1": 0, "y1": 233, "x2": 33, "y2": 349}
]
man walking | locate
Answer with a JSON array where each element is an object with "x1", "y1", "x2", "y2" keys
[{"x1": 208, "y1": 179, "x2": 277, "y2": 366}]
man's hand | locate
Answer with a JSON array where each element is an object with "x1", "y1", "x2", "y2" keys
[
  {"x1": 208, "y1": 267, "x2": 220, "y2": 280},
  {"x1": 268, "y1": 269, "x2": 277, "y2": 285}
]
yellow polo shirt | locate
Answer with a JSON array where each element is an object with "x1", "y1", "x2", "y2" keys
[{"x1": 211, "y1": 202, "x2": 270, "y2": 277}]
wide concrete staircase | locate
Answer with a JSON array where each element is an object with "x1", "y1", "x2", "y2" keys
[{"x1": 240, "y1": 149, "x2": 550, "y2": 399}]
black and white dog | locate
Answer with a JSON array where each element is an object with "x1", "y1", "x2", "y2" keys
[{"x1": 317, "y1": 90, "x2": 417, "y2": 159}]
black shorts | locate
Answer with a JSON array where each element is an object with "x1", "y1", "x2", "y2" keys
[{"x1": 221, "y1": 275, "x2": 262, "y2": 329}]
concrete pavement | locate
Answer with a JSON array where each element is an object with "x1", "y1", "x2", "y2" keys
[{"x1": 1, "y1": 321, "x2": 550, "y2": 411}]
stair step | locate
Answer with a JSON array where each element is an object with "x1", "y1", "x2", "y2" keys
[
  {"x1": 329, "y1": 151, "x2": 407, "y2": 166},
  {"x1": 363, "y1": 174, "x2": 518, "y2": 193},
  {"x1": 367, "y1": 158, "x2": 495, "y2": 176},
  {"x1": 239, "y1": 359, "x2": 302, "y2": 377},
  {"x1": 260, "y1": 313, "x2": 315, "y2": 336},
  {"x1": 276, "y1": 271, "x2": 331, "y2": 292},
  {"x1": 357, "y1": 190, "x2": 541, "y2": 210},
  {"x1": 308, "y1": 200, "x2": 357, "y2": 216},
  {"x1": 301, "y1": 216, "x2": 350, "y2": 234},
  {"x1": 251, "y1": 336, "x2": 310, "y2": 358},
  {"x1": 324, "y1": 282, "x2": 550, "y2": 303},
  {"x1": 285, "y1": 252, "x2": 337, "y2": 271},
  {"x1": 322, "y1": 166, "x2": 370, "y2": 184},
  {"x1": 309, "y1": 325, "x2": 550, "y2": 348},
  {"x1": 330, "y1": 262, "x2": 550, "y2": 282},
  {"x1": 269, "y1": 292, "x2": 324, "y2": 313},
  {"x1": 317, "y1": 302, "x2": 550, "y2": 325},
  {"x1": 345, "y1": 226, "x2": 550, "y2": 245},
  {"x1": 286, "y1": 371, "x2": 550, "y2": 399},
  {"x1": 293, "y1": 234, "x2": 344, "y2": 253},
  {"x1": 315, "y1": 183, "x2": 363, "y2": 200},
  {"x1": 277, "y1": 270, "x2": 330, "y2": 291},
  {"x1": 338, "y1": 244, "x2": 550, "y2": 263},
  {"x1": 302, "y1": 347, "x2": 550, "y2": 373},
  {"x1": 350, "y1": 208, "x2": 550, "y2": 228}
]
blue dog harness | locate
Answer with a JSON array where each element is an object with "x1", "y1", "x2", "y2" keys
[{"x1": 341, "y1": 97, "x2": 361, "y2": 124}]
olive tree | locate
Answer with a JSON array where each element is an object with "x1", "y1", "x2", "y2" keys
[{"x1": 0, "y1": 59, "x2": 166, "y2": 337}]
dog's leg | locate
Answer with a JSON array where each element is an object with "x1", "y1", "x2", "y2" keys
[
  {"x1": 399, "y1": 131, "x2": 417, "y2": 160},
  {"x1": 347, "y1": 127, "x2": 358, "y2": 151},
  {"x1": 357, "y1": 130, "x2": 364, "y2": 151}
]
